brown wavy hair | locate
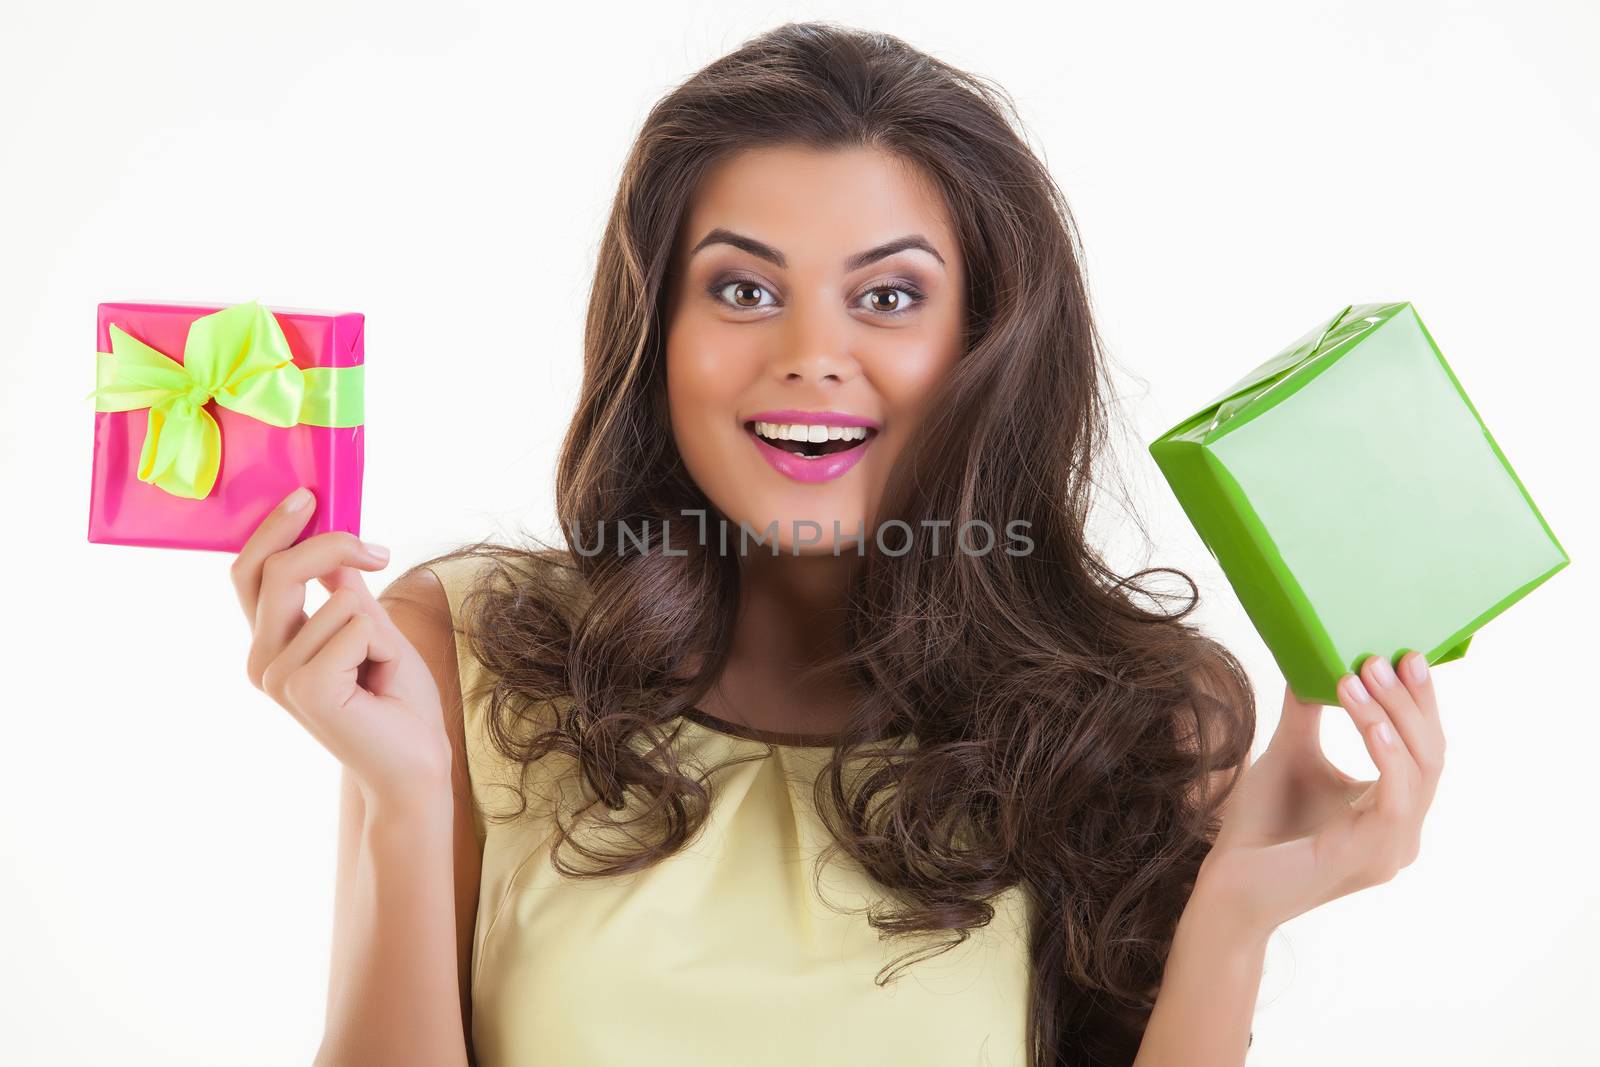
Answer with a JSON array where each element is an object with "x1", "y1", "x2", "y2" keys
[{"x1": 416, "y1": 20, "x2": 1256, "y2": 1067}]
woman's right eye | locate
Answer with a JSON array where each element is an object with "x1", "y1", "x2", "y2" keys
[{"x1": 708, "y1": 276, "x2": 778, "y2": 310}]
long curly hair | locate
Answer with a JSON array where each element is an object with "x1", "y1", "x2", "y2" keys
[{"x1": 416, "y1": 20, "x2": 1256, "y2": 1067}]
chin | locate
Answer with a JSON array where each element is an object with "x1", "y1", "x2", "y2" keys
[{"x1": 720, "y1": 499, "x2": 873, "y2": 559}]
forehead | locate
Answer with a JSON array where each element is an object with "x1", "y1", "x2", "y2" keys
[{"x1": 676, "y1": 144, "x2": 957, "y2": 263}]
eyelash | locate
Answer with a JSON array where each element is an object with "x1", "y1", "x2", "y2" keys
[{"x1": 706, "y1": 273, "x2": 928, "y2": 317}]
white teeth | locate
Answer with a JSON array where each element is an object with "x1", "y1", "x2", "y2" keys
[{"x1": 753, "y1": 421, "x2": 870, "y2": 443}]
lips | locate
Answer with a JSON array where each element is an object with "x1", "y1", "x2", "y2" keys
[{"x1": 743, "y1": 419, "x2": 877, "y2": 484}]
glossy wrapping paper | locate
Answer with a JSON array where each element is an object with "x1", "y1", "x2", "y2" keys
[
  {"x1": 1149, "y1": 301, "x2": 1568, "y2": 706},
  {"x1": 87, "y1": 300, "x2": 365, "y2": 552}
]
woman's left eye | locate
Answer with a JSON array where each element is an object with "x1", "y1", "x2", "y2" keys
[{"x1": 855, "y1": 281, "x2": 926, "y2": 316}]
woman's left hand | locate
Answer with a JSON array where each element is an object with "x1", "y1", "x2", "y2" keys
[{"x1": 1196, "y1": 651, "x2": 1446, "y2": 938}]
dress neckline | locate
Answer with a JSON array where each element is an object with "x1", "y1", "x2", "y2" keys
[{"x1": 679, "y1": 706, "x2": 843, "y2": 748}]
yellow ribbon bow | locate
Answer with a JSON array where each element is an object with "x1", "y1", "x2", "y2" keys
[{"x1": 86, "y1": 300, "x2": 363, "y2": 499}]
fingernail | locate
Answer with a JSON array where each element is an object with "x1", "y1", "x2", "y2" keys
[
  {"x1": 1344, "y1": 674, "x2": 1371, "y2": 703},
  {"x1": 282, "y1": 487, "x2": 312, "y2": 512},
  {"x1": 1376, "y1": 721, "x2": 1395, "y2": 745},
  {"x1": 1371, "y1": 655, "x2": 1397, "y2": 689},
  {"x1": 1407, "y1": 653, "x2": 1429, "y2": 684},
  {"x1": 361, "y1": 541, "x2": 390, "y2": 562}
]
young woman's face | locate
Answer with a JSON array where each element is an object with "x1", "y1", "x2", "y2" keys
[{"x1": 664, "y1": 144, "x2": 967, "y2": 557}]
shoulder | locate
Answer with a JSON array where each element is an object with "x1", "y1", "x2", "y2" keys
[
  {"x1": 405, "y1": 546, "x2": 583, "y2": 617},
  {"x1": 374, "y1": 559, "x2": 466, "y2": 684},
  {"x1": 383, "y1": 547, "x2": 584, "y2": 841},
  {"x1": 379, "y1": 546, "x2": 585, "y2": 690}
]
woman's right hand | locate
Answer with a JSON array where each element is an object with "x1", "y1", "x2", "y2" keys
[
  {"x1": 231, "y1": 486, "x2": 453, "y2": 808},
  {"x1": 1196, "y1": 652, "x2": 1445, "y2": 939}
]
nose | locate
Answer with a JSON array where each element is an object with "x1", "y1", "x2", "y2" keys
[{"x1": 770, "y1": 296, "x2": 858, "y2": 385}]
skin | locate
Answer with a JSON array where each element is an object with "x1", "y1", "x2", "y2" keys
[
  {"x1": 230, "y1": 499, "x2": 469, "y2": 1066},
  {"x1": 1138, "y1": 653, "x2": 1445, "y2": 1065},
  {"x1": 662, "y1": 144, "x2": 965, "y2": 738},
  {"x1": 229, "y1": 144, "x2": 1447, "y2": 1066},
  {"x1": 656, "y1": 144, "x2": 1448, "y2": 1058}
]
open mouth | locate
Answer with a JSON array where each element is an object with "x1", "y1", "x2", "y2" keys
[{"x1": 744, "y1": 420, "x2": 878, "y2": 459}]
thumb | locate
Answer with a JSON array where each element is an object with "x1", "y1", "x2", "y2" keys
[
  {"x1": 1267, "y1": 681, "x2": 1324, "y2": 755},
  {"x1": 341, "y1": 603, "x2": 412, "y2": 710},
  {"x1": 314, "y1": 568, "x2": 415, "y2": 696}
]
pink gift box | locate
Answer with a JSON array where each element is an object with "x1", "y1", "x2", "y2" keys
[{"x1": 87, "y1": 300, "x2": 365, "y2": 552}]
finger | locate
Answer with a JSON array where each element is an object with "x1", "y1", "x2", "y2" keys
[
  {"x1": 1396, "y1": 649, "x2": 1439, "y2": 720},
  {"x1": 273, "y1": 586, "x2": 405, "y2": 691},
  {"x1": 1312, "y1": 708, "x2": 1419, "y2": 895},
  {"x1": 1396, "y1": 649, "x2": 1446, "y2": 800},
  {"x1": 1338, "y1": 670, "x2": 1421, "y2": 826},
  {"x1": 1360, "y1": 652, "x2": 1442, "y2": 808},
  {"x1": 231, "y1": 487, "x2": 317, "y2": 623},
  {"x1": 260, "y1": 590, "x2": 364, "y2": 752},
  {"x1": 247, "y1": 533, "x2": 390, "y2": 689},
  {"x1": 318, "y1": 565, "x2": 398, "y2": 623},
  {"x1": 283, "y1": 611, "x2": 401, "y2": 729},
  {"x1": 1350, "y1": 709, "x2": 1424, "y2": 882},
  {"x1": 262, "y1": 588, "x2": 365, "y2": 701},
  {"x1": 322, "y1": 567, "x2": 407, "y2": 644},
  {"x1": 317, "y1": 565, "x2": 367, "y2": 596}
]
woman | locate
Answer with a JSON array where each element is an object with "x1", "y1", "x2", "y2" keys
[{"x1": 231, "y1": 21, "x2": 1444, "y2": 1067}]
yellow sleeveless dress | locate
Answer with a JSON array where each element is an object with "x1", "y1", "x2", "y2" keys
[{"x1": 426, "y1": 555, "x2": 1034, "y2": 1067}]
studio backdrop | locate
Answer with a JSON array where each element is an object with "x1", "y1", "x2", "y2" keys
[{"x1": 1, "y1": 2, "x2": 1594, "y2": 1064}]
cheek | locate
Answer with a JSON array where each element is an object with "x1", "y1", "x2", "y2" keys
[
  {"x1": 873, "y1": 337, "x2": 961, "y2": 424},
  {"x1": 665, "y1": 327, "x2": 752, "y2": 463},
  {"x1": 667, "y1": 315, "x2": 713, "y2": 396}
]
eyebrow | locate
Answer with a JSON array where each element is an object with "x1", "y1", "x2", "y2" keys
[{"x1": 688, "y1": 228, "x2": 947, "y2": 272}]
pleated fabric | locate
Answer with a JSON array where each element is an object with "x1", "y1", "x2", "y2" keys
[{"x1": 426, "y1": 555, "x2": 1032, "y2": 1067}]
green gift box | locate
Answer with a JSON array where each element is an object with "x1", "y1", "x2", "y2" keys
[{"x1": 1149, "y1": 302, "x2": 1568, "y2": 705}]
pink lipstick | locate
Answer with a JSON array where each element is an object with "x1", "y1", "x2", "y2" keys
[{"x1": 743, "y1": 410, "x2": 880, "y2": 484}]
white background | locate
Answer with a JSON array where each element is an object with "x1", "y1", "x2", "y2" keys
[{"x1": 3, "y1": 1, "x2": 1595, "y2": 1064}]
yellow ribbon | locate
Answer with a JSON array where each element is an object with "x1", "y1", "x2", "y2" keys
[{"x1": 86, "y1": 300, "x2": 363, "y2": 499}]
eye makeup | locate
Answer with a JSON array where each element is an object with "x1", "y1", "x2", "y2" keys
[{"x1": 704, "y1": 272, "x2": 929, "y2": 316}]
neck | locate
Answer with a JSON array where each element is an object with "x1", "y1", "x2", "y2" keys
[{"x1": 698, "y1": 550, "x2": 865, "y2": 737}]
